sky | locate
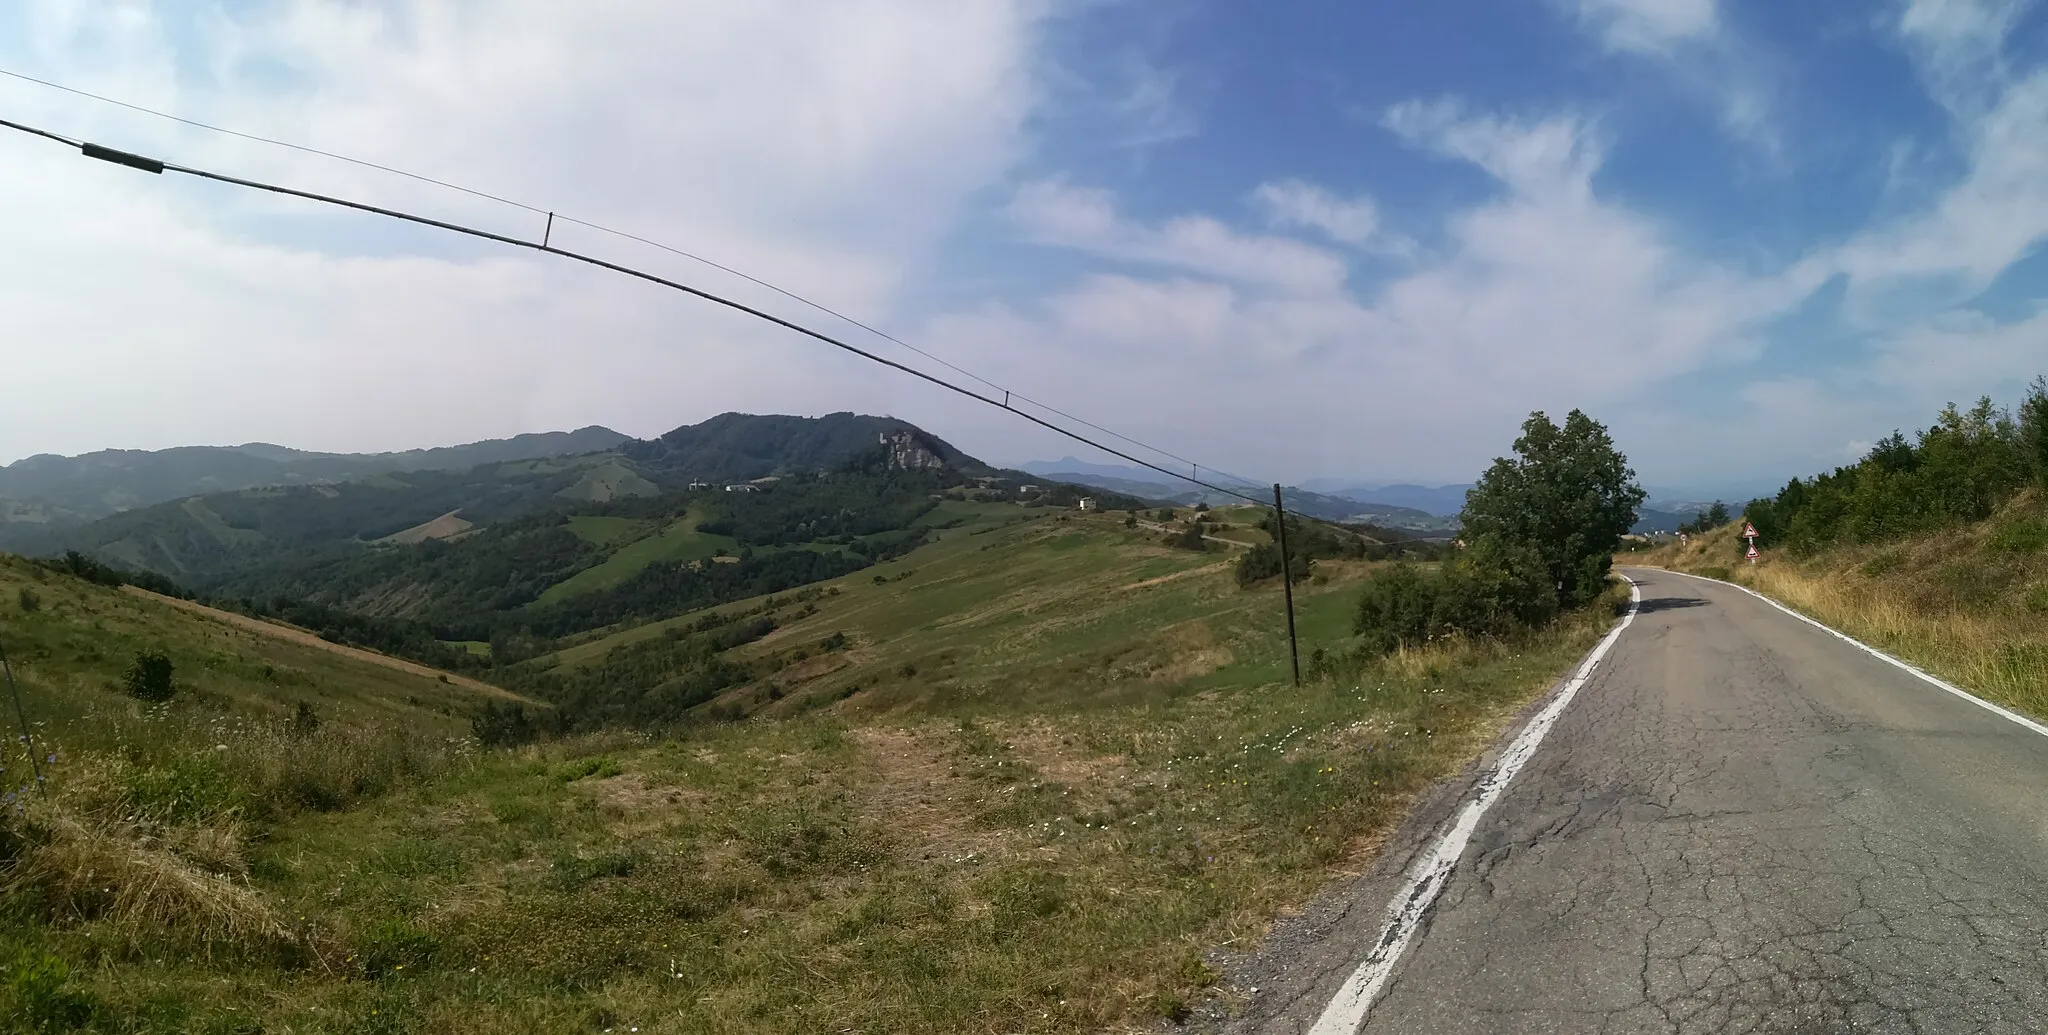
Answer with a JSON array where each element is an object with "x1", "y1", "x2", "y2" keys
[{"x1": 2, "y1": 0, "x2": 2046, "y2": 499}]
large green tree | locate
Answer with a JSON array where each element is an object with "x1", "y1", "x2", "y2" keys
[{"x1": 1459, "y1": 409, "x2": 1646, "y2": 609}]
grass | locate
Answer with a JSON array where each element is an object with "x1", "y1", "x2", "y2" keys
[
  {"x1": 533, "y1": 509, "x2": 741, "y2": 605},
  {"x1": 562, "y1": 515, "x2": 653, "y2": 546},
  {"x1": 1636, "y1": 489, "x2": 2048, "y2": 718},
  {"x1": 0, "y1": 518, "x2": 1634, "y2": 1033}
]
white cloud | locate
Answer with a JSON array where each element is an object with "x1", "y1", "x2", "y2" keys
[
  {"x1": 1564, "y1": 0, "x2": 1719, "y2": 55},
  {"x1": 1250, "y1": 180, "x2": 1406, "y2": 254},
  {"x1": 1554, "y1": 0, "x2": 1784, "y2": 158},
  {"x1": 1812, "y1": 1, "x2": 2048, "y2": 319},
  {"x1": 926, "y1": 102, "x2": 1807, "y2": 482},
  {"x1": 1383, "y1": 99, "x2": 1604, "y2": 199},
  {"x1": 1104, "y1": 52, "x2": 1197, "y2": 149},
  {"x1": 0, "y1": 1, "x2": 1050, "y2": 459},
  {"x1": 1006, "y1": 180, "x2": 1351, "y2": 294},
  {"x1": 1897, "y1": 0, "x2": 2031, "y2": 111}
]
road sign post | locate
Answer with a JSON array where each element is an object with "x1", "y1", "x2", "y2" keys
[{"x1": 1744, "y1": 522, "x2": 1759, "y2": 565}]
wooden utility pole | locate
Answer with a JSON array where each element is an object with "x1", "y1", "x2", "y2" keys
[{"x1": 1273, "y1": 484, "x2": 1301, "y2": 686}]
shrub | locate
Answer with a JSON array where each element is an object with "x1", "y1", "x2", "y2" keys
[
  {"x1": 1235, "y1": 542, "x2": 1309, "y2": 586},
  {"x1": 1352, "y1": 564, "x2": 1439, "y2": 656},
  {"x1": 1989, "y1": 517, "x2": 2048, "y2": 553},
  {"x1": 290, "y1": 702, "x2": 322, "y2": 737},
  {"x1": 3, "y1": 948, "x2": 97, "y2": 1032},
  {"x1": 123, "y1": 650, "x2": 175, "y2": 704},
  {"x1": 14, "y1": 587, "x2": 37, "y2": 613},
  {"x1": 1433, "y1": 537, "x2": 1558, "y2": 637},
  {"x1": 472, "y1": 701, "x2": 539, "y2": 748},
  {"x1": 1165, "y1": 525, "x2": 1208, "y2": 552}
]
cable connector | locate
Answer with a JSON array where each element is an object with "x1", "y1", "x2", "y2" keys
[{"x1": 81, "y1": 142, "x2": 163, "y2": 174}]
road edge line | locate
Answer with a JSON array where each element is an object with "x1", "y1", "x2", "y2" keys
[
  {"x1": 1303, "y1": 575, "x2": 1644, "y2": 1035},
  {"x1": 1654, "y1": 567, "x2": 2048, "y2": 739}
]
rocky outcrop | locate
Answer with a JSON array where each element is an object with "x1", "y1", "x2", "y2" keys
[{"x1": 880, "y1": 430, "x2": 948, "y2": 471}]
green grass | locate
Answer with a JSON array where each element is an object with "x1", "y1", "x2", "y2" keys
[
  {"x1": 533, "y1": 510, "x2": 741, "y2": 605},
  {"x1": 562, "y1": 515, "x2": 654, "y2": 546},
  {"x1": 1, "y1": 516, "x2": 1634, "y2": 1033}
]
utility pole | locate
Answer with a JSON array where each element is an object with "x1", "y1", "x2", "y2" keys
[{"x1": 1273, "y1": 484, "x2": 1301, "y2": 686}]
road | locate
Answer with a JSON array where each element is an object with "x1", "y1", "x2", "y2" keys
[{"x1": 1232, "y1": 567, "x2": 2048, "y2": 1035}]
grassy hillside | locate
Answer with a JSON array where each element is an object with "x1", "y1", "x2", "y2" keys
[
  {"x1": 1, "y1": 494, "x2": 1631, "y2": 1033},
  {"x1": 1637, "y1": 490, "x2": 2048, "y2": 717},
  {"x1": 0, "y1": 554, "x2": 527, "y2": 736}
]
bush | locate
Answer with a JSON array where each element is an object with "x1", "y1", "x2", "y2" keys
[
  {"x1": 3, "y1": 948, "x2": 97, "y2": 1032},
  {"x1": 1989, "y1": 517, "x2": 2048, "y2": 553},
  {"x1": 123, "y1": 649, "x2": 175, "y2": 703},
  {"x1": 472, "y1": 701, "x2": 539, "y2": 748},
  {"x1": 1432, "y1": 538, "x2": 1558, "y2": 637},
  {"x1": 1235, "y1": 542, "x2": 1310, "y2": 587},
  {"x1": 1166, "y1": 525, "x2": 1208, "y2": 552},
  {"x1": 15, "y1": 587, "x2": 37, "y2": 613},
  {"x1": 290, "y1": 702, "x2": 322, "y2": 737},
  {"x1": 1352, "y1": 564, "x2": 1440, "y2": 656}
]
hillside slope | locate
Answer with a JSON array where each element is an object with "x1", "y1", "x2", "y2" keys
[
  {"x1": 0, "y1": 485, "x2": 1630, "y2": 1033},
  {"x1": 1637, "y1": 490, "x2": 2048, "y2": 716}
]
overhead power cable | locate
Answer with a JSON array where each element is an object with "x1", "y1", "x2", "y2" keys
[
  {"x1": 0, "y1": 112, "x2": 1283, "y2": 508},
  {"x1": 0, "y1": 66, "x2": 1272, "y2": 492}
]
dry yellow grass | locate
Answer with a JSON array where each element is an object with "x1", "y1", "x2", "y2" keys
[{"x1": 6, "y1": 807, "x2": 292, "y2": 952}]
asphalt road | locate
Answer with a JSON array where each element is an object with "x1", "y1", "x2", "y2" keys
[{"x1": 1234, "y1": 567, "x2": 2048, "y2": 1035}]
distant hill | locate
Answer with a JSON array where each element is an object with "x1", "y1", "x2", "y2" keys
[
  {"x1": 0, "y1": 425, "x2": 630, "y2": 544},
  {"x1": 625, "y1": 412, "x2": 986, "y2": 481},
  {"x1": 1017, "y1": 456, "x2": 1178, "y2": 486},
  {"x1": 1020, "y1": 464, "x2": 1457, "y2": 533},
  {"x1": 16, "y1": 413, "x2": 1162, "y2": 654},
  {"x1": 1317, "y1": 483, "x2": 1473, "y2": 517}
]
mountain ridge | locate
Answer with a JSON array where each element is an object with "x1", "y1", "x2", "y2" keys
[{"x1": 0, "y1": 426, "x2": 633, "y2": 539}]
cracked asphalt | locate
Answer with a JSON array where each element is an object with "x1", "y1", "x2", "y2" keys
[{"x1": 1228, "y1": 567, "x2": 2048, "y2": 1035}]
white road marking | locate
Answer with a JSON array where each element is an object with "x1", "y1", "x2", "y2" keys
[
  {"x1": 1657, "y1": 567, "x2": 2048, "y2": 739},
  {"x1": 1305, "y1": 576, "x2": 1643, "y2": 1035}
]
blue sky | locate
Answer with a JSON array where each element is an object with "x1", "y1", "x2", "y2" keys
[{"x1": 1, "y1": 1, "x2": 2046, "y2": 499}]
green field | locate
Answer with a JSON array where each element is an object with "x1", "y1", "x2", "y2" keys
[
  {"x1": 562, "y1": 514, "x2": 655, "y2": 546},
  {"x1": 533, "y1": 510, "x2": 741, "y2": 605}
]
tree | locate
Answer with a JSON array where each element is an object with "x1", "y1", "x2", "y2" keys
[
  {"x1": 1459, "y1": 409, "x2": 1646, "y2": 610},
  {"x1": 2020, "y1": 375, "x2": 2048, "y2": 485},
  {"x1": 1166, "y1": 524, "x2": 1208, "y2": 552},
  {"x1": 1703, "y1": 500, "x2": 1730, "y2": 527},
  {"x1": 1123, "y1": 513, "x2": 1138, "y2": 529}
]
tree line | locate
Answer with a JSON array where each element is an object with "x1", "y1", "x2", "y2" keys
[{"x1": 1744, "y1": 378, "x2": 2048, "y2": 555}]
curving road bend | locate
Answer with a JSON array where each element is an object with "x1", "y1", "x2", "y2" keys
[{"x1": 1240, "y1": 567, "x2": 2048, "y2": 1035}]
